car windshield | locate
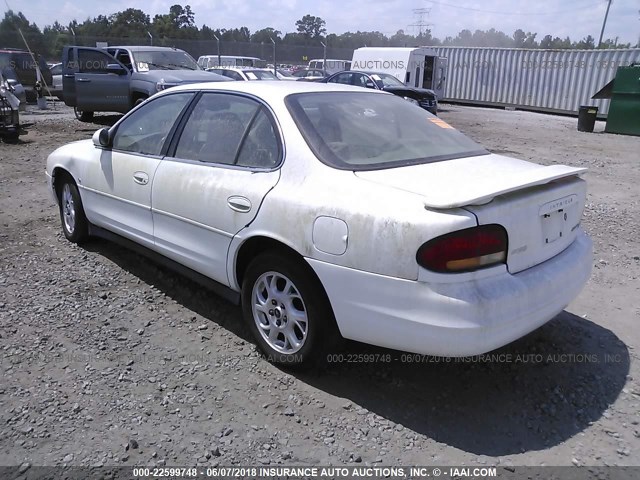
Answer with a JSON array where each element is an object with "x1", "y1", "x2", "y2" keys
[
  {"x1": 286, "y1": 92, "x2": 488, "y2": 170},
  {"x1": 132, "y1": 50, "x2": 200, "y2": 71},
  {"x1": 370, "y1": 73, "x2": 405, "y2": 88}
]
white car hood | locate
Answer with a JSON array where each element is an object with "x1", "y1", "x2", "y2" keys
[{"x1": 354, "y1": 153, "x2": 587, "y2": 209}]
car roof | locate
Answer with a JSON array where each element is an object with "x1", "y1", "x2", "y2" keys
[
  {"x1": 332, "y1": 70, "x2": 392, "y2": 76},
  {"x1": 210, "y1": 67, "x2": 272, "y2": 72},
  {"x1": 110, "y1": 46, "x2": 187, "y2": 52},
  {"x1": 165, "y1": 80, "x2": 387, "y2": 102}
]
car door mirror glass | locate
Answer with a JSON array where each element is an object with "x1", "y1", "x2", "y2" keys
[{"x1": 93, "y1": 128, "x2": 111, "y2": 148}]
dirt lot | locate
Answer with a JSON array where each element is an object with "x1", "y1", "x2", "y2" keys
[{"x1": 1, "y1": 102, "x2": 639, "y2": 469}]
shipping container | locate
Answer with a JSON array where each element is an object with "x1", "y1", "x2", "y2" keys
[{"x1": 431, "y1": 47, "x2": 640, "y2": 118}]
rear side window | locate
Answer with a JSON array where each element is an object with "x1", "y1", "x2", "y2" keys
[{"x1": 174, "y1": 93, "x2": 281, "y2": 168}]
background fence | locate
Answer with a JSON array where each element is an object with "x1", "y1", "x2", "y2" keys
[
  {"x1": 8, "y1": 34, "x2": 355, "y2": 66},
  {"x1": 4, "y1": 31, "x2": 639, "y2": 117}
]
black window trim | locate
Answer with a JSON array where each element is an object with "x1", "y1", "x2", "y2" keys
[{"x1": 164, "y1": 91, "x2": 285, "y2": 172}]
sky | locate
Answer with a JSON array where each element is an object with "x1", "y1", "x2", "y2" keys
[{"x1": 5, "y1": 0, "x2": 640, "y2": 45}]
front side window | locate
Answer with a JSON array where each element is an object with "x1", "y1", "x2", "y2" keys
[
  {"x1": 372, "y1": 73, "x2": 405, "y2": 88},
  {"x1": 77, "y1": 50, "x2": 116, "y2": 74},
  {"x1": 328, "y1": 73, "x2": 352, "y2": 85},
  {"x1": 112, "y1": 93, "x2": 194, "y2": 155},
  {"x1": 286, "y1": 92, "x2": 487, "y2": 170},
  {"x1": 174, "y1": 93, "x2": 281, "y2": 168}
]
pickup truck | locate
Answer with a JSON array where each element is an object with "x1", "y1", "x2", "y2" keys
[{"x1": 62, "y1": 45, "x2": 230, "y2": 121}]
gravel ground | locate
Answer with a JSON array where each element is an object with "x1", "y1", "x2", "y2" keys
[{"x1": 1, "y1": 102, "x2": 639, "y2": 469}]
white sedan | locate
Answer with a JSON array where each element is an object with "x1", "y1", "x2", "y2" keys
[{"x1": 45, "y1": 82, "x2": 592, "y2": 367}]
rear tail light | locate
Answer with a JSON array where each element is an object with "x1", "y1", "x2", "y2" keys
[{"x1": 416, "y1": 224, "x2": 508, "y2": 273}]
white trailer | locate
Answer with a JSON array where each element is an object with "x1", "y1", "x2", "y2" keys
[
  {"x1": 308, "y1": 58, "x2": 351, "y2": 75},
  {"x1": 351, "y1": 47, "x2": 448, "y2": 99}
]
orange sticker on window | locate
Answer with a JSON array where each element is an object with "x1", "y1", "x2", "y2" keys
[{"x1": 428, "y1": 118, "x2": 454, "y2": 129}]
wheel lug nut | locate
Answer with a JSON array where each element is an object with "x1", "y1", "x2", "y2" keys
[
  {"x1": 269, "y1": 309, "x2": 274, "y2": 315},
  {"x1": 272, "y1": 300, "x2": 277, "y2": 305},
  {"x1": 283, "y1": 316, "x2": 287, "y2": 321}
]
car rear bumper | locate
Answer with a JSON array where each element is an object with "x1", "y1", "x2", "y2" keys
[{"x1": 307, "y1": 229, "x2": 592, "y2": 357}]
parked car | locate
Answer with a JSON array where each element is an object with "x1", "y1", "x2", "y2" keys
[
  {"x1": 274, "y1": 69, "x2": 297, "y2": 80},
  {"x1": 206, "y1": 67, "x2": 279, "y2": 81},
  {"x1": 322, "y1": 70, "x2": 438, "y2": 114},
  {"x1": 289, "y1": 68, "x2": 327, "y2": 81},
  {"x1": 0, "y1": 48, "x2": 52, "y2": 103},
  {"x1": 62, "y1": 45, "x2": 230, "y2": 121},
  {"x1": 197, "y1": 55, "x2": 266, "y2": 69},
  {"x1": 45, "y1": 82, "x2": 592, "y2": 367},
  {"x1": 48, "y1": 62, "x2": 63, "y2": 100}
]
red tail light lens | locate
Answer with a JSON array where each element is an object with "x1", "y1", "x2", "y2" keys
[{"x1": 416, "y1": 224, "x2": 508, "y2": 273}]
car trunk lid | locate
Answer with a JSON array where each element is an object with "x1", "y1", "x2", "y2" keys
[{"x1": 354, "y1": 154, "x2": 587, "y2": 273}]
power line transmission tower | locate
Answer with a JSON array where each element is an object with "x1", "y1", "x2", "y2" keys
[{"x1": 409, "y1": 8, "x2": 432, "y2": 38}]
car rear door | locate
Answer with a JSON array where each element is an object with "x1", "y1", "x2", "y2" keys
[
  {"x1": 62, "y1": 46, "x2": 130, "y2": 112},
  {"x1": 151, "y1": 92, "x2": 282, "y2": 286}
]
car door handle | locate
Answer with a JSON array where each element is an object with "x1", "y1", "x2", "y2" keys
[
  {"x1": 227, "y1": 196, "x2": 252, "y2": 213},
  {"x1": 133, "y1": 172, "x2": 149, "y2": 185},
  {"x1": 77, "y1": 78, "x2": 91, "y2": 83}
]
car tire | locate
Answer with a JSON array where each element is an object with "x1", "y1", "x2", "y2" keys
[
  {"x1": 241, "y1": 252, "x2": 342, "y2": 368},
  {"x1": 74, "y1": 107, "x2": 94, "y2": 122},
  {"x1": 1, "y1": 132, "x2": 20, "y2": 144},
  {"x1": 134, "y1": 96, "x2": 147, "y2": 107},
  {"x1": 57, "y1": 176, "x2": 89, "y2": 244}
]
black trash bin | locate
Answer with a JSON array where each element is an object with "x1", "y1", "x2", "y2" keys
[{"x1": 577, "y1": 105, "x2": 598, "y2": 132}]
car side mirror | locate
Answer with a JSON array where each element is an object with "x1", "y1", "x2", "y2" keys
[
  {"x1": 107, "y1": 64, "x2": 127, "y2": 75},
  {"x1": 365, "y1": 81, "x2": 376, "y2": 89},
  {"x1": 93, "y1": 128, "x2": 111, "y2": 148}
]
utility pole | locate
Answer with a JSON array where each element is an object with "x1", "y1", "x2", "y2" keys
[
  {"x1": 597, "y1": 0, "x2": 613, "y2": 48},
  {"x1": 213, "y1": 34, "x2": 221, "y2": 67},
  {"x1": 270, "y1": 37, "x2": 276, "y2": 76},
  {"x1": 320, "y1": 41, "x2": 327, "y2": 74},
  {"x1": 147, "y1": 31, "x2": 153, "y2": 46}
]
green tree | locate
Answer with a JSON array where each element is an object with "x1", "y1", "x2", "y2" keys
[
  {"x1": 575, "y1": 35, "x2": 595, "y2": 49},
  {"x1": 42, "y1": 21, "x2": 70, "y2": 59},
  {"x1": 389, "y1": 29, "x2": 417, "y2": 47},
  {"x1": 109, "y1": 9, "x2": 150, "y2": 38},
  {"x1": 251, "y1": 27, "x2": 281, "y2": 43},
  {"x1": 295, "y1": 14, "x2": 326, "y2": 39},
  {"x1": 0, "y1": 10, "x2": 46, "y2": 53},
  {"x1": 152, "y1": 4, "x2": 198, "y2": 39}
]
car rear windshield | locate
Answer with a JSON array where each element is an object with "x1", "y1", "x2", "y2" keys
[{"x1": 285, "y1": 92, "x2": 488, "y2": 171}]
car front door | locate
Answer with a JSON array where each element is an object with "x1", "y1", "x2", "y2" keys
[
  {"x1": 151, "y1": 92, "x2": 282, "y2": 286},
  {"x1": 81, "y1": 92, "x2": 195, "y2": 247},
  {"x1": 63, "y1": 47, "x2": 130, "y2": 112}
]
